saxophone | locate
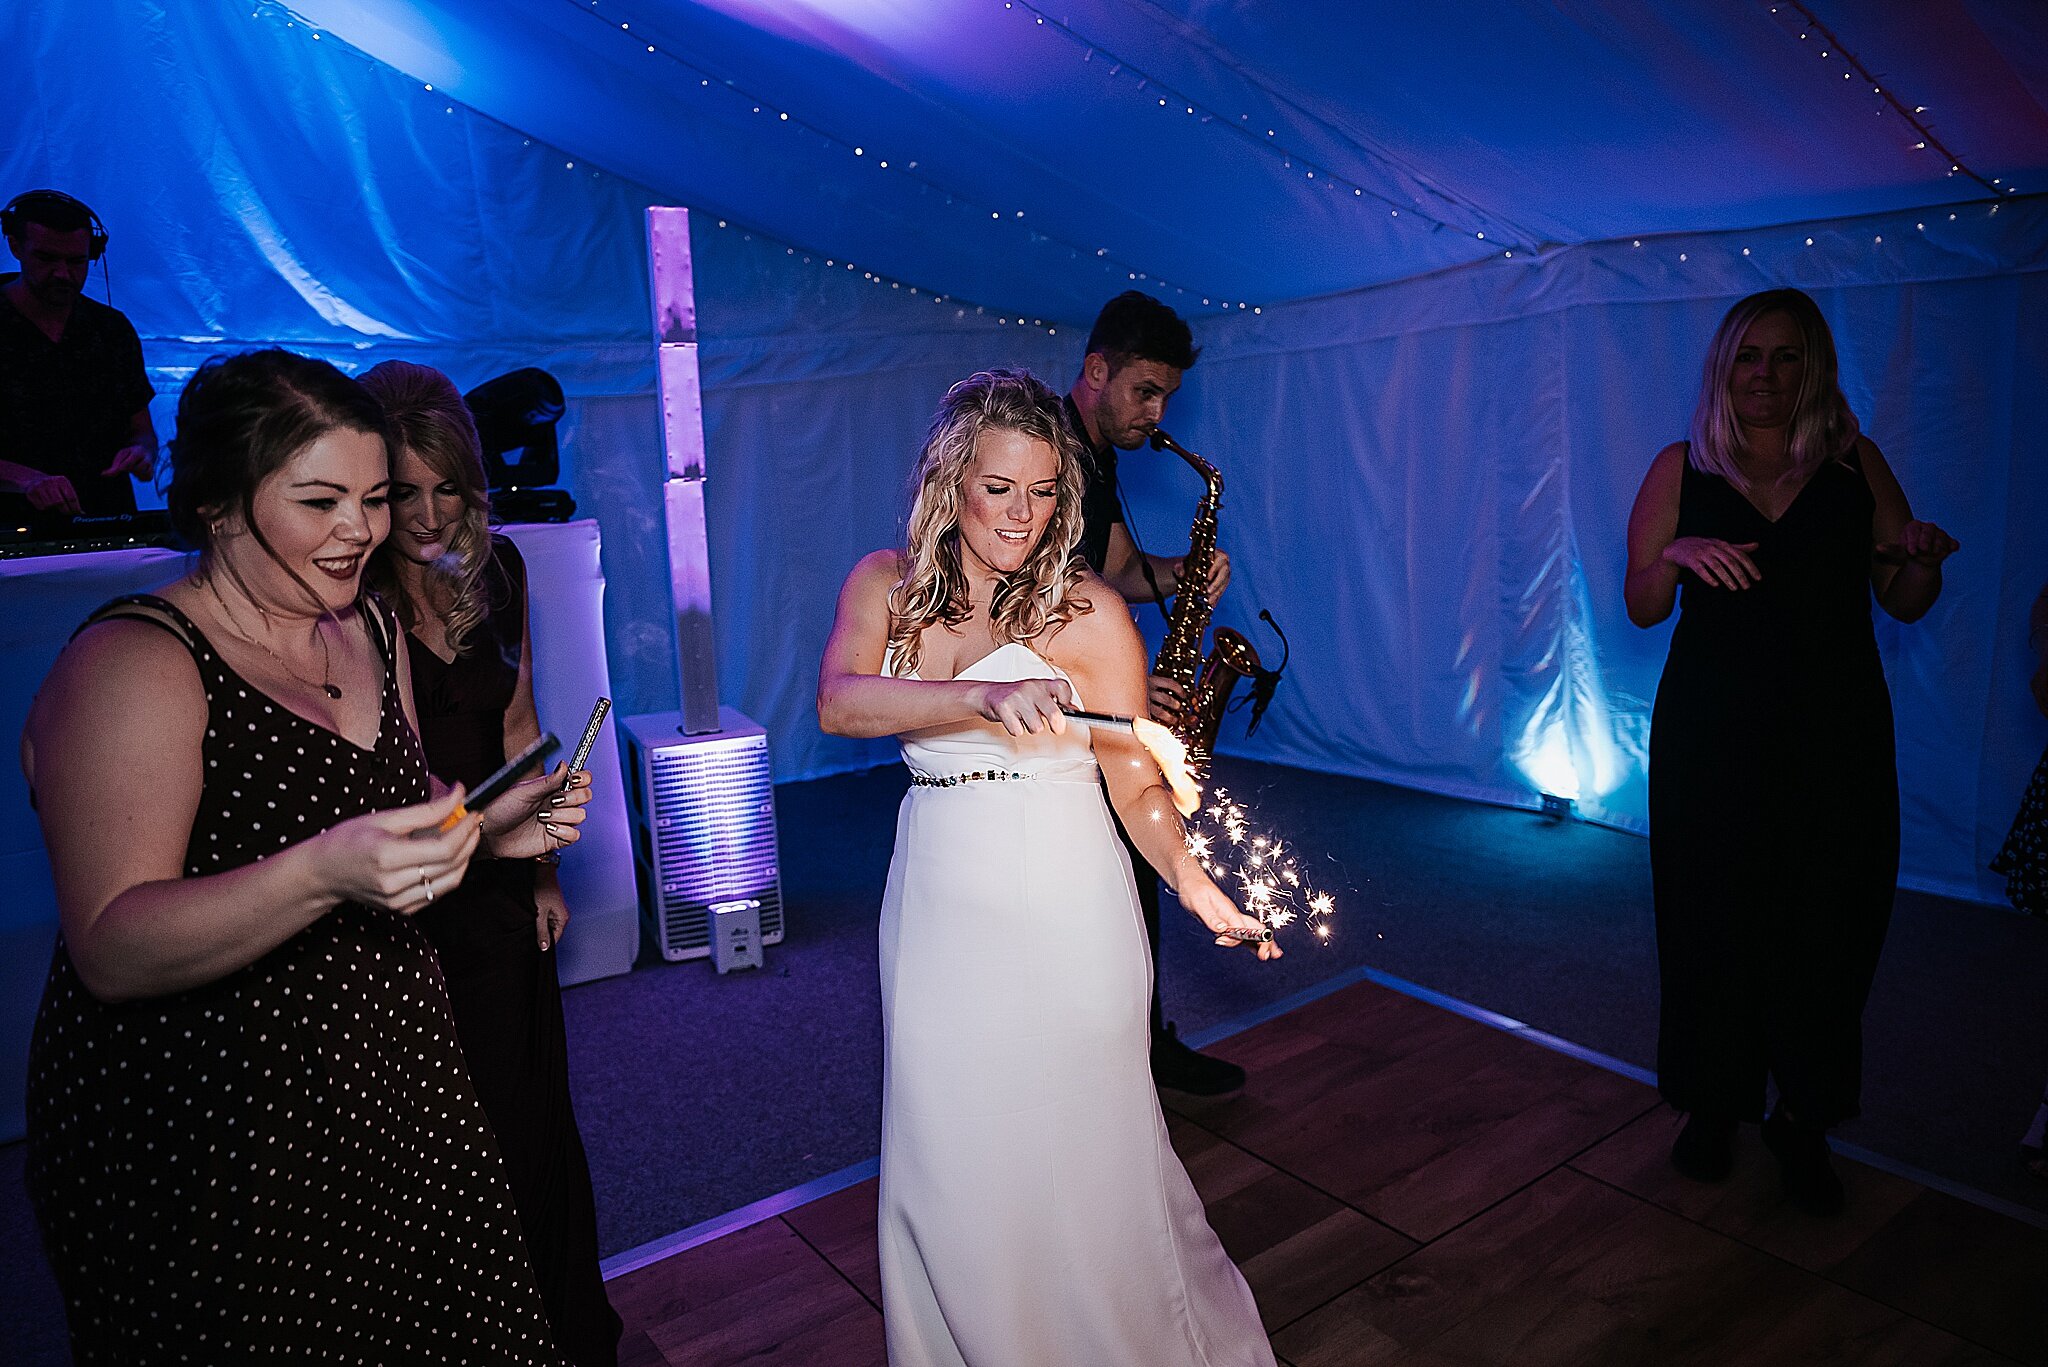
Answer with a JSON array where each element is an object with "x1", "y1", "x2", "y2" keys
[{"x1": 1148, "y1": 430, "x2": 1271, "y2": 754}]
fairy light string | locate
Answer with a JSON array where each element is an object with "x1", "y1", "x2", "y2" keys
[
  {"x1": 998, "y1": 0, "x2": 1537, "y2": 258},
  {"x1": 1767, "y1": 2, "x2": 2013, "y2": 196},
  {"x1": 552, "y1": 0, "x2": 1257, "y2": 315},
  {"x1": 253, "y1": 1, "x2": 1080, "y2": 332}
]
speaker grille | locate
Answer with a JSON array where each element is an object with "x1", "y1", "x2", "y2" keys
[{"x1": 628, "y1": 721, "x2": 784, "y2": 961}]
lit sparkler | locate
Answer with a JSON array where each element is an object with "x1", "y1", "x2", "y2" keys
[
  {"x1": 1062, "y1": 707, "x2": 1202, "y2": 816},
  {"x1": 1184, "y1": 785, "x2": 1338, "y2": 945}
]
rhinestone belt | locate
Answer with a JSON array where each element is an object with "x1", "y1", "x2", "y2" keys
[{"x1": 908, "y1": 768, "x2": 1027, "y2": 788}]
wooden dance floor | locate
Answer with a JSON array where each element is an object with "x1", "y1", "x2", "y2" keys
[{"x1": 604, "y1": 978, "x2": 2048, "y2": 1366}]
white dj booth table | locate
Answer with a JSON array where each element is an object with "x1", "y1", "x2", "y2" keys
[{"x1": 0, "y1": 519, "x2": 638, "y2": 1143}]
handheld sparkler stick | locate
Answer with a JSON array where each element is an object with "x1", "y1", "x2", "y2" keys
[
  {"x1": 1057, "y1": 706, "x2": 1136, "y2": 733},
  {"x1": 1218, "y1": 924, "x2": 1275, "y2": 944},
  {"x1": 566, "y1": 697, "x2": 612, "y2": 780}
]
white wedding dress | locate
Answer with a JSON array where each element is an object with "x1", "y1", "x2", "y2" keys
[{"x1": 878, "y1": 641, "x2": 1273, "y2": 1367}]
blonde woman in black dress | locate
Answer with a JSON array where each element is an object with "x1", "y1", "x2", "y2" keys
[
  {"x1": 362, "y1": 359, "x2": 619, "y2": 1365},
  {"x1": 23, "y1": 349, "x2": 576, "y2": 1363},
  {"x1": 1625, "y1": 289, "x2": 1958, "y2": 1214}
]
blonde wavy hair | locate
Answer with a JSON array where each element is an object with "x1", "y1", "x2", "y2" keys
[
  {"x1": 887, "y1": 370, "x2": 1091, "y2": 676},
  {"x1": 359, "y1": 360, "x2": 496, "y2": 654},
  {"x1": 1688, "y1": 288, "x2": 1861, "y2": 490}
]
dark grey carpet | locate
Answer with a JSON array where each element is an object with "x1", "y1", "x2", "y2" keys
[{"x1": 6, "y1": 759, "x2": 2045, "y2": 1364}]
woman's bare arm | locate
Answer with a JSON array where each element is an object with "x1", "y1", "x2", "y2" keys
[
  {"x1": 1624, "y1": 444, "x2": 1688, "y2": 627},
  {"x1": 1861, "y1": 438, "x2": 1957, "y2": 623},
  {"x1": 25, "y1": 618, "x2": 480, "y2": 1002},
  {"x1": 817, "y1": 550, "x2": 1040, "y2": 737}
]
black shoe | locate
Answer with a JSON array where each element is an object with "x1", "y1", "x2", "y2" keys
[
  {"x1": 1762, "y1": 1109, "x2": 1845, "y2": 1216},
  {"x1": 1151, "y1": 1023, "x2": 1245, "y2": 1096},
  {"x1": 1669, "y1": 1112, "x2": 1737, "y2": 1182}
]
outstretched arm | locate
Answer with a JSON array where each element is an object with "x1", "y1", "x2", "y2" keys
[{"x1": 1053, "y1": 584, "x2": 1277, "y2": 958}]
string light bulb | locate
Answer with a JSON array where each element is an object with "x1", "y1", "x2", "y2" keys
[{"x1": 1771, "y1": 2, "x2": 2001, "y2": 195}]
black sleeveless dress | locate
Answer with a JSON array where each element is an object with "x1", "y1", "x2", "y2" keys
[
  {"x1": 24, "y1": 594, "x2": 566, "y2": 1366},
  {"x1": 406, "y1": 537, "x2": 620, "y2": 1367},
  {"x1": 1649, "y1": 449, "x2": 1898, "y2": 1128}
]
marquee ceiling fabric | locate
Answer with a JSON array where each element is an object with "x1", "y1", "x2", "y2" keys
[{"x1": 285, "y1": 0, "x2": 2048, "y2": 322}]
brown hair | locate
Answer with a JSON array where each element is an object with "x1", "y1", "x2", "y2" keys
[{"x1": 165, "y1": 348, "x2": 392, "y2": 612}]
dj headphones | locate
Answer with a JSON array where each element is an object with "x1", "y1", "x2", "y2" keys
[{"x1": 1, "y1": 189, "x2": 110, "y2": 260}]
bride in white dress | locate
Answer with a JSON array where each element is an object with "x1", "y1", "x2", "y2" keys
[{"x1": 819, "y1": 370, "x2": 1280, "y2": 1367}]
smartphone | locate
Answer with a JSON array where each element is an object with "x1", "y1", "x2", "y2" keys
[
  {"x1": 419, "y1": 732, "x2": 560, "y2": 835},
  {"x1": 566, "y1": 697, "x2": 612, "y2": 780}
]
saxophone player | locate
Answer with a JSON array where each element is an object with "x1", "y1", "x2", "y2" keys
[{"x1": 1063, "y1": 291, "x2": 1243, "y2": 1097}]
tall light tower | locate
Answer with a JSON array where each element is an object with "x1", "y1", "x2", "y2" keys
[{"x1": 620, "y1": 207, "x2": 784, "y2": 972}]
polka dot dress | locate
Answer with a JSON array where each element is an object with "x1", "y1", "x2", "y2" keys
[
  {"x1": 25, "y1": 595, "x2": 568, "y2": 1365},
  {"x1": 1993, "y1": 742, "x2": 2048, "y2": 918}
]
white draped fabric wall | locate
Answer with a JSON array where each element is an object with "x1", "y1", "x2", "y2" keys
[{"x1": 1157, "y1": 202, "x2": 2048, "y2": 905}]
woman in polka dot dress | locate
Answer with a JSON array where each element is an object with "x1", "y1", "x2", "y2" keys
[{"x1": 22, "y1": 350, "x2": 583, "y2": 1365}]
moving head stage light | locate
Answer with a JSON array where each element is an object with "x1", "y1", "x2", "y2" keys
[{"x1": 465, "y1": 367, "x2": 576, "y2": 523}]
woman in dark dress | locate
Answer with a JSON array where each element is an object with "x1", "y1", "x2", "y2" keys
[
  {"x1": 362, "y1": 360, "x2": 621, "y2": 1366},
  {"x1": 22, "y1": 349, "x2": 575, "y2": 1363},
  {"x1": 1624, "y1": 289, "x2": 1959, "y2": 1213}
]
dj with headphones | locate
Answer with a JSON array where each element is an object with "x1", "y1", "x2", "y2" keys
[{"x1": 1, "y1": 188, "x2": 158, "y2": 530}]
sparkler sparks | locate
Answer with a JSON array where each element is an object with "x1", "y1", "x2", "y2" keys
[{"x1": 1185, "y1": 786, "x2": 1338, "y2": 945}]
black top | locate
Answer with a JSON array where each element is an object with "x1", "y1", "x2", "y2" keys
[
  {"x1": 406, "y1": 534, "x2": 528, "y2": 791},
  {"x1": 0, "y1": 281, "x2": 154, "y2": 525},
  {"x1": 1063, "y1": 393, "x2": 1123, "y2": 574}
]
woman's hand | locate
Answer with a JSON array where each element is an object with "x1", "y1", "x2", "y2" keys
[
  {"x1": 486, "y1": 766, "x2": 592, "y2": 861},
  {"x1": 309, "y1": 785, "x2": 483, "y2": 915},
  {"x1": 1178, "y1": 873, "x2": 1282, "y2": 962},
  {"x1": 535, "y1": 881, "x2": 569, "y2": 952},
  {"x1": 1662, "y1": 537, "x2": 1762, "y2": 590},
  {"x1": 1873, "y1": 520, "x2": 1960, "y2": 567},
  {"x1": 971, "y1": 676, "x2": 1076, "y2": 736}
]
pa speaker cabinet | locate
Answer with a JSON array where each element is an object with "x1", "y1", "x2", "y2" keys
[{"x1": 620, "y1": 708, "x2": 785, "y2": 962}]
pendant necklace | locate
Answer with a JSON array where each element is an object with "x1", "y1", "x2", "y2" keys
[{"x1": 205, "y1": 574, "x2": 342, "y2": 699}]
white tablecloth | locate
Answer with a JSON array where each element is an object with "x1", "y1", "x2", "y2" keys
[{"x1": 0, "y1": 519, "x2": 638, "y2": 1143}]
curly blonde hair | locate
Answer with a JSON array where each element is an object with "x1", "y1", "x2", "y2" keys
[
  {"x1": 359, "y1": 360, "x2": 497, "y2": 654},
  {"x1": 887, "y1": 370, "x2": 1091, "y2": 675}
]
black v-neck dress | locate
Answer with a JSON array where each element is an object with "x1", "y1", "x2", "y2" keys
[
  {"x1": 1649, "y1": 449, "x2": 1899, "y2": 1128},
  {"x1": 405, "y1": 537, "x2": 620, "y2": 1367},
  {"x1": 25, "y1": 594, "x2": 566, "y2": 1365}
]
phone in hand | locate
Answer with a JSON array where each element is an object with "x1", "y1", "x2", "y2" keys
[{"x1": 417, "y1": 732, "x2": 560, "y2": 836}]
